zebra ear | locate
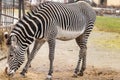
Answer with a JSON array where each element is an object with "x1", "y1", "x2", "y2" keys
[
  {"x1": 4, "y1": 32, "x2": 9, "y2": 39},
  {"x1": 6, "y1": 35, "x2": 17, "y2": 47},
  {"x1": 6, "y1": 37, "x2": 11, "y2": 45}
]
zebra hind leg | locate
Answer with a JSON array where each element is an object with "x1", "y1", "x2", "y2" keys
[
  {"x1": 73, "y1": 35, "x2": 87, "y2": 77},
  {"x1": 78, "y1": 48, "x2": 87, "y2": 76}
]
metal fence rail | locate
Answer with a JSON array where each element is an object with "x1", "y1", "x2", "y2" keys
[
  {"x1": 0, "y1": 0, "x2": 25, "y2": 26},
  {"x1": 0, "y1": 0, "x2": 15, "y2": 25},
  {"x1": 0, "y1": 0, "x2": 25, "y2": 52}
]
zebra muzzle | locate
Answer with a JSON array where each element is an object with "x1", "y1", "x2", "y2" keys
[{"x1": 4, "y1": 67, "x2": 14, "y2": 77}]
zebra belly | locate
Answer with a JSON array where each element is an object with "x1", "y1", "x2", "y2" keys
[{"x1": 56, "y1": 27, "x2": 85, "y2": 41}]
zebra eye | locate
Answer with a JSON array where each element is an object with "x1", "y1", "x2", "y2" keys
[{"x1": 9, "y1": 54, "x2": 14, "y2": 57}]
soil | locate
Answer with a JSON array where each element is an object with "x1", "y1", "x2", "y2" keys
[{"x1": 0, "y1": 29, "x2": 120, "y2": 80}]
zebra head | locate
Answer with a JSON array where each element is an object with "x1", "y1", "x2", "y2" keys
[{"x1": 5, "y1": 33, "x2": 25, "y2": 77}]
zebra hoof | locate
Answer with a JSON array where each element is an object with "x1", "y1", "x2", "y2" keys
[
  {"x1": 20, "y1": 72, "x2": 26, "y2": 78},
  {"x1": 29, "y1": 64, "x2": 31, "y2": 68},
  {"x1": 72, "y1": 73, "x2": 78, "y2": 78},
  {"x1": 78, "y1": 72, "x2": 84, "y2": 76},
  {"x1": 46, "y1": 75, "x2": 52, "y2": 80}
]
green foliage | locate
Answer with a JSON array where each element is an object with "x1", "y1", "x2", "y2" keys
[{"x1": 95, "y1": 16, "x2": 120, "y2": 33}]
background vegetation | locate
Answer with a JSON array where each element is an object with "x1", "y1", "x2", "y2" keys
[
  {"x1": 95, "y1": 16, "x2": 120, "y2": 33},
  {"x1": 94, "y1": 16, "x2": 120, "y2": 50}
]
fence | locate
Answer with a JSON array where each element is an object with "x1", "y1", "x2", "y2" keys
[
  {"x1": 0, "y1": 0, "x2": 25, "y2": 26},
  {"x1": 0, "y1": 0, "x2": 25, "y2": 51}
]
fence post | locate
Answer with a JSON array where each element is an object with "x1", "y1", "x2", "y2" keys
[
  {"x1": 0, "y1": 0, "x2": 2, "y2": 50},
  {"x1": 19, "y1": 0, "x2": 25, "y2": 19},
  {"x1": 19, "y1": 0, "x2": 21, "y2": 19},
  {"x1": 22, "y1": 0, "x2": 25, "y2": 16},
  {"x1": 0, "y1": 0, "x2": 2, "y2": 25},
  {"x1": 13, "y1": 0, "x2": 15, "y2": 24}
]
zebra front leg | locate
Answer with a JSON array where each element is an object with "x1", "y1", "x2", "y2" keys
[
  {"x1": 20, "y1": 40, "x2": 45, "y2": 77},
  {"x1": 46, "y1": 39, "x2": 56, "y2": 80},
  {"x1": 20, "y1": 48, "x2": 31, "y2": 77},
  {"x1": 27, "y1": 48, "x2": 31, "y2": 68}
]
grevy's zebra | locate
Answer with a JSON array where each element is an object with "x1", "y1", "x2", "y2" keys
[{"x1": 5, "y1": 1, "x2": 96, "y2": 79}]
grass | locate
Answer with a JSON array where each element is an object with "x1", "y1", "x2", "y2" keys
[
  {"x1": 93, "y1": 16, "x2": 120, "y2": 50},
  {"x1": 93, "y1": 35, "x2": 120, "y2": 50},
  {"x1": 95, "y1": 16, "x2": 120, "y2": 33}
]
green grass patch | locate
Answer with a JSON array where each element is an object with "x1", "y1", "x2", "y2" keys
[{"x1": 95, "y1": 16, "x2": 120, "y2": 33}]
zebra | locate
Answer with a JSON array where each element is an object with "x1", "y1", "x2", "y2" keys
[{"x1": 5, "y1": 1, "x2": 96, "y2": 79}]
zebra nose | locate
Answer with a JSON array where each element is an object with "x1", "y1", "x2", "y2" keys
[
  {"x1": 8, "y1": 73, "x2": 14, "y2": 77},
  {"x1": 5, "y1": 67, "x2": 14, "y2": 77}
]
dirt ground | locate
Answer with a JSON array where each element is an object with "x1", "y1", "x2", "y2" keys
[{"x1": 0, "y1": 29, "x2": 120, "y2": 80}]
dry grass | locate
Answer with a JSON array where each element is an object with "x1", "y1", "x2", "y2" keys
[
  {"x1": 0, "y1": 67, "x2": 120, "y2": 80},
  {"x1": 0, "y1": 71, "x2": 45, "y2": 80}
]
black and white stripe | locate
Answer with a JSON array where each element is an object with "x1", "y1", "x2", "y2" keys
[{"x1": 6, "y1": 1, "x2": 96, "y2": 79}]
